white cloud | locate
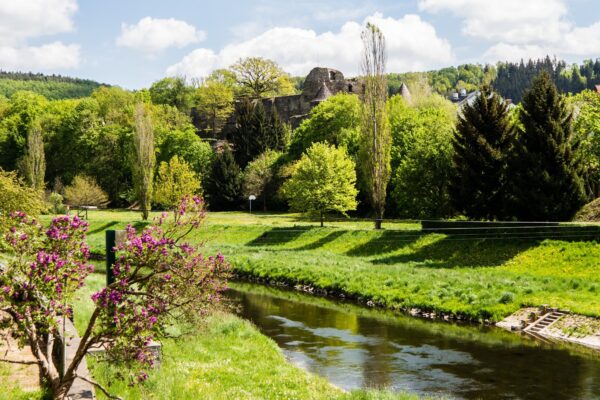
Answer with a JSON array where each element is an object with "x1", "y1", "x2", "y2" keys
[
  {"x1": 418, "y1": 0, "x2": 569, "y2": 44},
  {"x1": 0, "y1": 0, "x2": 77, "y2": 45},
  {"x1": 0, "y1": 42, "x2": 80, "y2": 70},
  {"x1": 117, "y1": 17, "x2": 206, "y2": 55},
  {"x1": 0, "y1": 0, "x2": 80, "y2": 70},
  {"x1": 167, "y1": 13, "x2": 453, "y2": 79}
]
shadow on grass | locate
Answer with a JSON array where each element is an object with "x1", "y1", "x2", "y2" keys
[
  {"x1": 132, "y1": 221, "x2": 151, "y2": 231},
  {"x1": 346, "y1": 230, "x2": 424, "y2": 257},
  {"x1": 292, "y1": 231, "x2": 346, "y2": 251},
  {"x1": 247, "y1": 226, "x2": 315, "y2": 247},
  {"x1": 87, "y1": 221, "x2": 119, "y2": 235},
  {"x1": 373, "y1": 236, "x2": 539, "y2": 268}
]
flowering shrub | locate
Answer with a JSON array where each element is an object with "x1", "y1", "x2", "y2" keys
[{"x1": 0, "y1": 196, "x2": 229, "y2": 399}]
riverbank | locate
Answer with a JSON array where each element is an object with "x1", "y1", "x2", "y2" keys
[{"x1": 71, "y1": 271, "x2": 428, "y2": 400}]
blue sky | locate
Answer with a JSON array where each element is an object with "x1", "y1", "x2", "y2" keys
[{"x1": 2, "y1": 0, "x2": 599, "y2": 89}]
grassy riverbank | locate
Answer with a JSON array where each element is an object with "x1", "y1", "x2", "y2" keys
[
  {"x1": 72, "y1": 271, "x2": 425, "y2": 400},
  {"x1": 54, "y1": 210, "x2": 600, "y2": 322}
]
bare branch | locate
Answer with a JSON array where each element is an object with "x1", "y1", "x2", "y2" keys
[
  {"x1": 76, "y1": 374, "x2": 123, "y2": 400},
  {"x1": 0, "y1": 358, "x2": 40, "y2": 365}
]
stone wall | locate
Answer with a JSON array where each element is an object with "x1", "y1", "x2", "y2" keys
[{"x1": 218, "y1": 67, "x2": 362, "y2": 138}]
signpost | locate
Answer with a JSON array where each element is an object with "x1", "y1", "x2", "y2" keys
[{"x1": 248, "y1": 195, "x2": 256, "y2": 213}]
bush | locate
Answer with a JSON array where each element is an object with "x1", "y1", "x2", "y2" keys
[
  {"x1": 0, "y1": 168, "x2": 45, "y2": 216},
  {"x1": 63, "y1": 175, "x2": 110, "y2": 207},
  {"x1": 48, "y1": 191, "x2": 66, "y2": 214}
]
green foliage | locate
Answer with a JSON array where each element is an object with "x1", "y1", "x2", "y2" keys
[
  {"x1": 0, "y1": 71, "x2": 102, "y2": 100},
  {"x1": 230, "y1": 57, "x2": 296, "y2": 98},
  {"x1": 494, "y1": 57, "x2": 600, "y2": 103},
  {"x1": 154, "y1": 156, "x2": 200, "y2": 209},
  {"x1": 290, "y1": 93, "x2": 361, "y2": 159},
  {"x1": 282, "y1": 142, "x2": 357, "y2": 225},
  {"x1": 0, "y1": 169, "x2": 45, "y2": 215},
  {"x1": 132, "y1": 103, "x2": 156, "y2": 219},
  {"x1": 0, "y1": 90, "x2": 48, "y2": 171},
  {"x1": 231, "y1": 100, "x2": 289, "y2": 168},
  {"x1": 387, "y1": 95, "x2": 455, "y2": 218},
  {"x1": 48, "y1": 191, "x2": 66, "y2": 214},
  {"x1": 148, "y1": 77, "x2": 193, "y2": 111},
  {"x1": 207, "y1": 146, "x2": 242, "y2": 210},
  {"x1": 193, "y1": 81, "x2": 234, "y2": 134},
  {"x1": 508, "y1": 72, "x2": 587, "y2": 221},
  {"x1": 569, "y1": 90, "x2": 600, "y2": 196},
  {"x1": 63, "y1": 175, "x2": 109, "y2": 207},
  {"x1": 156, "y1": 128, "x2": 213, "y2": 183},
  {"x1": 451, "y1": 86, "x2": 515, "y2": 220},
  {"x1": 242, "y1": 150, "x2": 283, "y2": 211}
]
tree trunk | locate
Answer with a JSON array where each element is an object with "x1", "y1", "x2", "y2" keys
[{"x1": 320, "y1": 211, "x2": 324, "y2": 227}]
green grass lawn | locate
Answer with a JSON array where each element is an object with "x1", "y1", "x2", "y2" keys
[{"x1": 44, "y1": 210, "x2": 600, "y2": 322}]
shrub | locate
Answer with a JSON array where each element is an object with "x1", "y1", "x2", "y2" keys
[
  {"x1": 0, "y1": 168, "x2": 45, "y2": 216},
  {"x1": 48, "y1": 191, "x2": 66, "y2": 214},
  {"x1": 63, "y1": 175, "x2": 109, "y2": 207}
]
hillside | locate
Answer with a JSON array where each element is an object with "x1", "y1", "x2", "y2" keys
[{"x1": 0, "y1": 71, "x2": 106, "y2": 100}]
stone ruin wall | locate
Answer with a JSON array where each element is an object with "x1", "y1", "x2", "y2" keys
[{"x1": 216, "y1": 67, "x2": 363, "y2": 137}]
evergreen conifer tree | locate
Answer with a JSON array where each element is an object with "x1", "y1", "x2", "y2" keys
[
  {"x1": 450, "y1": 85, "x2": 514, "y2": 219},
  {"x1": 507, "y1": 72, "x2": 587, "y2": 220},
  {"x1": 207, "y1": 145, "x2": 242, "y2": 210},
  {"x1": 230, "y1": 100, "x2": 289, "y2": 168}
]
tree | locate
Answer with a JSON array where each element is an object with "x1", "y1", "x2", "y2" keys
[
  {"x1": 358, "y1": 23, "x2": 391, "y2": 229},
  {"x1": 0, "y1": 169, "x2": 45, "y2": 216},
  {"x1": 63, "y1": 175, "x2": 109, "y2": 207},
  {"x1": 19, "y1": 119, "x2": 46, "y2": 191},
  {"x1": 388, "y1": 96, "x2": 455, "y2": 218},
  {"x1": 156, "y1": 128, "x2": 213, "y2": 184},
  {"x1": 450, "y1": 86, "x2": 515, "y2": 220},
  {"x1": 282, "y1": 142, "x2": 357, "y2": 227},
  {"x1": 154, "y1": 156, "x2": 200, "y2": 209},
  {"x1": 230, "y1": 99, "x2": 289, "y2": 168},
  {"x1": 149, "y1": 77, "x2": 192, "y2": 111},
  {"x1": 0, "y1": 197, "x2": 229, "y2": 399},
  {"x1": 230, "y1": 57, "x2": 295, "y2": 98},
  {"x1": 0, "y1": 91, "x2": 47, "y2": 171},
  {"x1": 570, "y1": 90, "x2": 600, "y2": 197},
  {"x1": 207, "y1": 146, "x2": 242, "y2": 210},
  {"x1": 507, "y1": 72, "x2": 587, "y2": 220},
  {"x1": 243, "y1": 150, "x2": 282, "y2": 211},
  {"x1": 290, "y1": 93, "x2": 361, "y2": 159},
  {"x1": 194, "y1": 81, "x2": 234, "y2": 134},
  {"x1": 133, "y1": 103, "x2": 156, "y2": 220}
]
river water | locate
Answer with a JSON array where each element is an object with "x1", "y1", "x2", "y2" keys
[{"x1": 227, "y1": 282, "x2": 600, "y2": 400}]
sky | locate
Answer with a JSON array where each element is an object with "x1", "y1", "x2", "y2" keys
[{"x1": 2, "y1": 0, "x2": 600, "y2": 89}]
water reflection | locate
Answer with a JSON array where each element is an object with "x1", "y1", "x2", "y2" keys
[{"x1": 227, "y1": 282, "x2": 600, "y2": 400}]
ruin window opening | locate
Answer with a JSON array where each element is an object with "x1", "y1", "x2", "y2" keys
[
  {"x1": 348, "y1": 84, "x2": 353, "y2": 92},
  {"x1": 329, "y1": 71, "x2": 336, "y2": 80}
]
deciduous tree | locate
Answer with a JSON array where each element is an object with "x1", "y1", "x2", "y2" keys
[
  {"x1": 133, "y1": 103, "x2": 155, "y2": 220},
  {"x1": 154, "y1": 155, "x2": 200, "y2": 209},
  {"x1": 358, "y1": 23, "x2": 391, "y2": 229},
  {"x1": 282, "y1": 142, "x2": 357, "y2": 227}
]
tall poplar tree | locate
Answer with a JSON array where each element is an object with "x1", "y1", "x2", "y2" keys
[
  {"x1": 359, "y1": 23, "x2": 391, "y2": 229},
  {"x1": 450, "y1": 85, "x2": 514, "y2": 219},
  {"x1": 133, "y1": 103, "x2": 155, "y2": 220},
  {"x1": 508, "y1": 72, "x2": 587, "y2": 221}
]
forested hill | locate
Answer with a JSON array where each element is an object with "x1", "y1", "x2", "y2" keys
[
  {"x1": 387, "y1": 57, "x2": 600, "y2": 103},
  {"x1": 0, "y1": 71, "x2": 106, "y2": 100}
]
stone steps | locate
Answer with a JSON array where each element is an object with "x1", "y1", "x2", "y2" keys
[{"x1": 524, "y1": 311, "x2": 565, "y2": 335}]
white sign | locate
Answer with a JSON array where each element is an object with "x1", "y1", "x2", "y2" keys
[{"x1": 248, "y1": 195, "x2": 256, "y2": 201}]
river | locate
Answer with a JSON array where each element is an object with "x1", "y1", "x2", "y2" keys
[{"x1": 227, "y1": 282, "x2": 600, "y2": 400}]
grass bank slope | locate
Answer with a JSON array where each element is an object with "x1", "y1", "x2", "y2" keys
[{"x1": 44, "y1": 211, "x2": 600, "y2": 322}]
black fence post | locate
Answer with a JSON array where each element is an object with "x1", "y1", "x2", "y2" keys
[{"x1": 105, "y1": 230, "x2": 116, "y2": 286}]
